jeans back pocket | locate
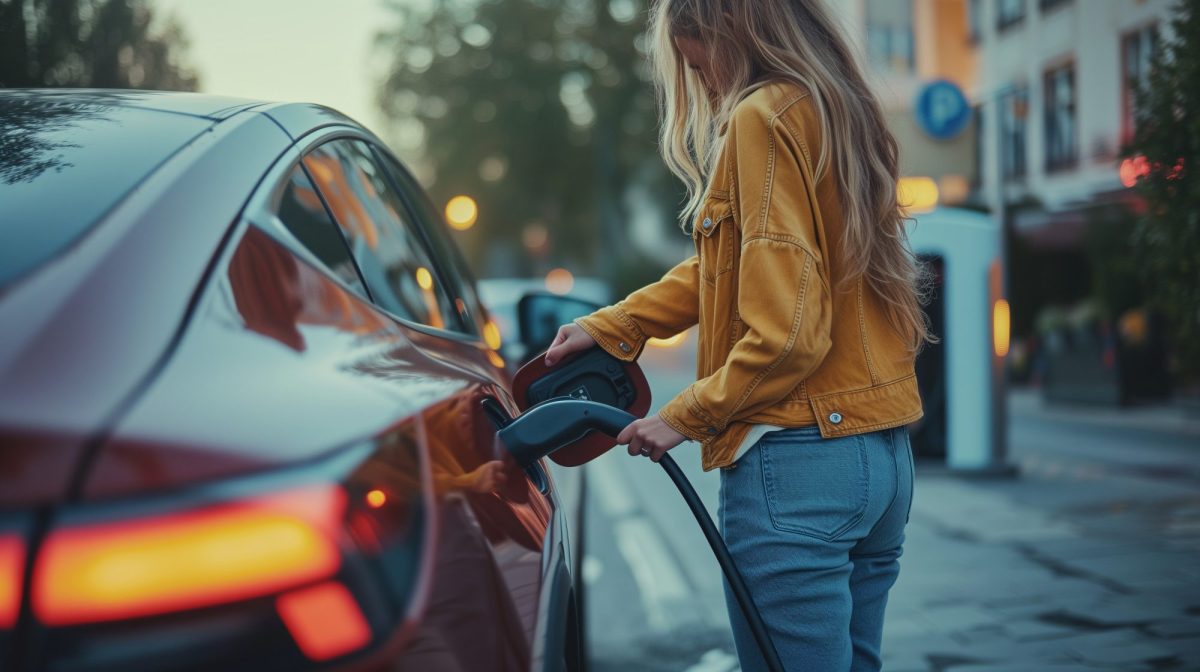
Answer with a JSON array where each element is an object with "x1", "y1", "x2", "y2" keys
[{"x1": 759, "y1": 431, "x2": 869, "y2": 541}]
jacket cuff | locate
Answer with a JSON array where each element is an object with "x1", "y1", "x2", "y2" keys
[
  {"x1": 574, "y1": 306, "x2": 645, "y2": 362},
  {"x1": 659, "y1": 389, "x2": 722, "y2": 442}
]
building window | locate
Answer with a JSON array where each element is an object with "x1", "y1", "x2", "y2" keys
[
  {"x1": 968, "y1": 0, "x2": 983, "y2": 42},
  {"x1": 1039, "y1": 0, "x2": 1071, "y2": 12},
  {"x1": 997, "y1": 0, "x2": 1026, "y2": 31},
  {"x1": 999, "y1": 86, "x2": 1028, "y2": 180},
  {"x1": 1044, "y1": 63, "x2": 1078, "y2": 172},
  {"x1": 1122, "y1": 24, "x2": 1159, "y2": 144},
  {"x1": 866, "y1": 0, "x2": 915, "y2": 74}
]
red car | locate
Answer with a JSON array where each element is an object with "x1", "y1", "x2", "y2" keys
[{"x1": 0, "y1": 90, "x2": 586, "y2": 671}]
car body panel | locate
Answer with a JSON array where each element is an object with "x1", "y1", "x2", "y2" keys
[
  {"x1": 260, "y1": 102, "x2": 361, "y2": 141},
  {"x1": 0, "y1": 107, "x2": 291, "y2": 506},
  {"x1": 0, "y1": 89, "x2": 581, "y2": 671}
]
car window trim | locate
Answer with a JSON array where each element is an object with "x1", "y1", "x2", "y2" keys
[
  {"x1": 243, "y1": 145, "x2": 374, "y2": 303},
  {"x1": 367, "y1": 144, "x2": 493, "y2": 333},
  {"x1": 250, "y1": 126, "x2": 489, "y2": 347}
]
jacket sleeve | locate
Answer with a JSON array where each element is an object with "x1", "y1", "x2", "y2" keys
[
  {"x1": 658, "y1": 102, "x2": 832, "y2": 441},
  {"x1": 574, "y1": 255, "x2": 699, "y2": 362}
]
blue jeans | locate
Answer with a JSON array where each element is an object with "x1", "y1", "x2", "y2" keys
[{"x1": 718, "y1": 425, "x2": 914, "y2": 672}]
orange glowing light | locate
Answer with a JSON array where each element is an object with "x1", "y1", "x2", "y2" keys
[
  {"x1": 648, "y1": 332, "x2": 687, "y2": 348},
  {"x1": 277, "y1": 581, "x2": 371, "y2": 661},
  {"x1": 483, "y1": 320, "x2": 503, "y2": 350},
  {"x1": 33, "y1": 485, "x2": 345, "y2": 626},
  {"x1": 0, "y1": 535, "x2": 24, "y2": 628},
  {"x1": 993, "y1": 299, "x2": 1011, "y2": 358},
  {"x1": 486, "y1": 349, "x2": 506, "y2": 369},
  {"x1": 897, "y1": 177, "x2": 939, "y2": 213},
  {"x1": 415, "y1": 267, "x2": 434, "y2": 290},
  {"x1": 365, "y1": 489, "x2": 387, "y2": 509},
  {"x1": 445, "y1": 196, "x2": 478, "y2": 231},
  {"x1": 545, "y1": 268, "x2": 574, "y2": 295}
]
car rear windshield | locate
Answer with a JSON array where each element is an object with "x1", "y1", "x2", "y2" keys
[{"x1": 0, "y1": 93, "x2": 209, "y2": 289}]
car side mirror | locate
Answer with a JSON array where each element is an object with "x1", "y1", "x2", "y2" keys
[{"x1": 516, "y1": 292, "x2": 603, "y2": 357}]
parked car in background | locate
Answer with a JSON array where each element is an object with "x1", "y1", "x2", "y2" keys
[
  {"x1": 0, "y1": 89, "x2": 589, "y2": 671},
  {"x1": 478, "y1": 278, "x2": 611, "y2": 367}
]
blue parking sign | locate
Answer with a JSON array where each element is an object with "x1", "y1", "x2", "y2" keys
[{"x1": 915, "y1": 80, "x2": 970, "y2": 141}]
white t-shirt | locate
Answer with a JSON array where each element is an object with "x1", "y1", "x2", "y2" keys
[{"x1": 730, "y1": 424, "x2": 788, "y2": 465}]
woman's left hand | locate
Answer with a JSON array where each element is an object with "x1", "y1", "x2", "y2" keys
[{"x1": 617, "y1": 415, "x2": 687, "y2": 462}]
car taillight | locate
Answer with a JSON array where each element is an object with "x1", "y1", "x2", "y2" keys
[
  {"x1": 33, "y1": 484, "x2": 346, "y2": 627},
  {"x1": 276, "y1": 580, "x2": 372, "y2": 661},
  {"x1": 0, "y1": 535, "x2": 23, "y2": 628}
]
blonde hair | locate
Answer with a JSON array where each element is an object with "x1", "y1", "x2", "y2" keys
[{"x1": 649, "y1": 0, "x2": 931, "y2": 349}]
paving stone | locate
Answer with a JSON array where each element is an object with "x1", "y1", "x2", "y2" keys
[
  {"x1": 1069, "y1": 641, "x2": 1176, "y2": 667},
  {"x1": 1061, "y1": 597, "x2": 1191, "y2": 626},
  {"x1": 943, "y1": 664, "x2": 1100, "y2": 672},
  {"x1": 1000, "y1": 619, "x2": 1082, "y2": 641},
  {"x1": 921, "y1": 605, "x2": 1002, "y2": 633},
  {"x1": 1146, "y1": 618, "x2": 1200, "y2": 639},
  {"x1": 1030, "y1": 536, "x2": 1161, "y2": 561}
]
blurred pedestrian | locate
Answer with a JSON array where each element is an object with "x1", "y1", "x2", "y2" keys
[{"x1": 545, "y1": 1, "x2": 929, "y2": 670}]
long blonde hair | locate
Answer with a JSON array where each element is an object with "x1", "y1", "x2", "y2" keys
[{"x1": 649, "y1": 0, "x2": 930, "y2": 349}]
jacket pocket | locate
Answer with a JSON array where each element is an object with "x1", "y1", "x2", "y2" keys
[
  {"x1": 694, "y1": 194, "x2": 735, "y2": 283},
  {"x1": 759, "y1": 429, "x2": 869, "y2": 541}
]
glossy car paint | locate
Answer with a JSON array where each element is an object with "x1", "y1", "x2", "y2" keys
[{"x1": 0, "y1": 92, "x2": 581, "y2": 671}]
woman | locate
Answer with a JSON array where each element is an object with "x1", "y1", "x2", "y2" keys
[{"x1": 544, "y1": 1, "x2": 927, "y2": 670}]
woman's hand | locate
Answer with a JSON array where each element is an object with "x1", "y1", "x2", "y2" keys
[
  {"x1": 543, "y1": 323, "x2": 597, "y2": 366},
  {"x1": 618, "y1": 414, "x2": 687, "y2": 462},
  {"x1": 467, "y1": 460, "x2": 508, "y2": 494}
]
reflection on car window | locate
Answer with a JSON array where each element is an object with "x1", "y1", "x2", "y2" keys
[
  {"x1": 272, "y1": 164, "x2": 367, "y2": 298},
  {"x1": 374, "y1": 149, "x2": 484, "y2": 335},
  {"x1": 303, "y1": 139, "x2": 466, "y2": 333}
]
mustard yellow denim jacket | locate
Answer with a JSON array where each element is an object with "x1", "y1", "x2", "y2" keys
[{"x1": 576, "y1": 81, "x2": 923, "y2": 471}]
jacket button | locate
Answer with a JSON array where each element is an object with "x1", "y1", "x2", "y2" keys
[
  {"x1": 702, "y1": 217, "x2": 712, "y2": 229},
  {"x1": 618, "y1": 341, "x2": 632, "y2": 353},
  {"x1": 829, "y1": 412, "x2": 843, "y2": 425},
  {"x1": 707, "y1": 426, "x2": 718, "y2": 434}
]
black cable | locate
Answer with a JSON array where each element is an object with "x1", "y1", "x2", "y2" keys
[{"x1": 657, "y1": 454, "x2": 786, "y2": 672}]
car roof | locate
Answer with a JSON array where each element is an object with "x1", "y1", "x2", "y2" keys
[{"x1": 0, "y1": 88, "x2": 267, "y2": 120}]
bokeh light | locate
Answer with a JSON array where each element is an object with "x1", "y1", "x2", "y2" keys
[
  {"x1": 415, "y1": 267, "x2": 433, "y2": 290},
  {"x1": 445, "y1": 195, "x2": 478, "y2": 230},
  {"x1": 545, "y1": 268, "x2": 574, "y2": 295}
]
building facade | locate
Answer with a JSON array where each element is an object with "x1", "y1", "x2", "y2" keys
[
  {"x1": 832, "y1": 0, "x2": 980, "y2": 204},
  {"x1": 970, "y1": 0, "x2": 1172, "y2": 243}
]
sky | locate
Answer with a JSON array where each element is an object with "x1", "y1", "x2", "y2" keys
[{"x1": 154, "y1": 0, "x2": 397, "y2": 138}]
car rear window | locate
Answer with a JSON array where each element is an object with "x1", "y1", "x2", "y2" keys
[{"x1": 0, "y1": 94, "x2": 209, "y2": 289}]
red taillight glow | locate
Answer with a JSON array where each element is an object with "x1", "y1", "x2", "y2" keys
[
  {"x1": 33, "y1": 485, "x2": 346, "y2": 626},
  {"x1": 0, "y1": 535, "x2": 24, "y2": 628},
  {"x1": 276, "y1": 581, "x2": 371, "y2": 661}
]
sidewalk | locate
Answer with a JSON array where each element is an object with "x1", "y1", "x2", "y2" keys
[{"x1": 883, "y1": 465, "x2": 1200, "y2": 671}]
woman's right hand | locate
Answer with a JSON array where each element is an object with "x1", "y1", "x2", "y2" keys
[{"x1": 544, "y1": 323, "x2": 597, "y2": 366}]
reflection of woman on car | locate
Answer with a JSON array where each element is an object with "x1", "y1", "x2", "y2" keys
[{"x1": 545, "y1": 1, "x2": 929, "y2": 670}]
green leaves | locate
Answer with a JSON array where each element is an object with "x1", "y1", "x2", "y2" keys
[
  {"x1": 1126, "y1": 0, "x2": 1200, "y2": 384},
  {"x1": 0, "y1": 0, "x2": 198, "y2": 91},
  {"x1": 374, "y1": 0, "x2": 672, "y2": 281}
]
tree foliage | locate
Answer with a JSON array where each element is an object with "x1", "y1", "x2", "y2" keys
[
  {"x1": 1126, "y1": 0, "x2": 1200, "y2": 385},
  {"x1": 0, "y1": 0, "x2": 199, "y2": 91},
  {"x1": 375, "y1": 0, "x2": 673, "y2": 278}
]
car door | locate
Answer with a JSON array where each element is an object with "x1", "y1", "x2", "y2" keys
[{"x1": 285, "y1": 135, "x2": 581, "y2": 671}]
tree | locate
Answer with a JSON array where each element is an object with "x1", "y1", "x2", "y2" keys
[
  {"x1": 375, "y1": 0, "x2": 675, "y2": 282},
  {"x1": 1125, "y1": 0, "x2": 1200, "y2": 386},
  {"x1": 0, "y1": 0, "x2": 199, "y2": 91}
]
